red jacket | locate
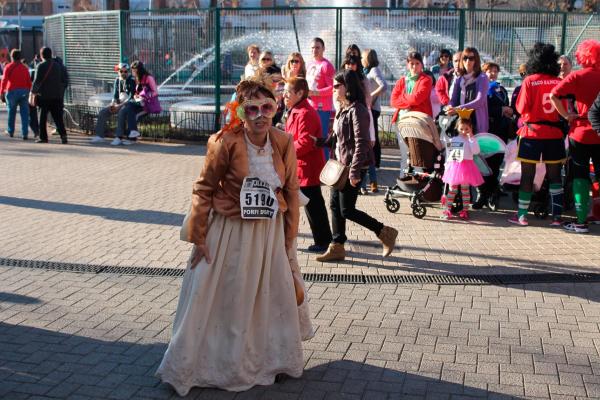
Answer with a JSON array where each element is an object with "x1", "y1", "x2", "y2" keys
[
  {"x1": 285, "y1": 98, "x2": 325, "y2": 187},
  {"x1": 390, "y1": 73, "x2": 433, "y2": 122},
  {"x1": 0, "y1": 62, "x2": 32, "y2": 94}
]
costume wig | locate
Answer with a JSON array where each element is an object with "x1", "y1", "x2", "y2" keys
[
  {"x1": 525, "y1": 42, "x2": 560, "y2": 77},
  {"x1": 575, "y1": 39, "x2": 600, "y2": 69}
]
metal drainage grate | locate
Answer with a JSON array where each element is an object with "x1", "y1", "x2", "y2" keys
[{"x1": 2, "y1": 257, "x2": 600, "y2": 285}]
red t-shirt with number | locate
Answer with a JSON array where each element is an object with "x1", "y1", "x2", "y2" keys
[
  {"x1": 516, "y1": 73, "x2": 563, "y2": 140},
  {"x1": 551, "y1": 68, "x2": 600, "y2": 145}
]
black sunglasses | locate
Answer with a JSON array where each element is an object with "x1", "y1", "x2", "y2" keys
[
  {"x1": 290, "y1": 59, "x2": 300, "y2": 64},
  {"x1": 463, "y1": 56, "x2": 476, "y2": 61},
  {"x1": 261, "y1": 58, "x2": 272, "y2": 62}
]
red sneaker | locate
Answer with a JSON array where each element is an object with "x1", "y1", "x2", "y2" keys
[{"x1": 508, "y1": 213, "x2": 528, "y2": 226}]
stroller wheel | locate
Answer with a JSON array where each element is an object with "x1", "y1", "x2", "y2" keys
[
  {"x1": 412, "y1": 204, "x2": 427, "y2": 219},
  {"x1": 386, "y1": 199, "x2": 400, "y2": 213}
]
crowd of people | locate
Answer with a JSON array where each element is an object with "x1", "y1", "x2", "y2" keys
[
  {"x1": 152, "y1": 37, "x2": 600, "y2": 397},
  {"x1": 3, "y1": 37, "x2": 600, "y2": 396},
  {"x1": 1, "y1": 47, "x2": 69, "y2": 143}
]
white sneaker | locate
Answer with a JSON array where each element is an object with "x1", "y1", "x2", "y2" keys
[
  {"x1": 110, "y1": 138, "x2": 122, "y2": 146},
  {"x1": 128, "y1": 130, "x2": 141, "y2": 139},
  {"x1": 90, "y1": 136, "x2": 104, "y2": 143},
  {"x1": 121, "y1": 139, "x2": 132, "y2": 145}
]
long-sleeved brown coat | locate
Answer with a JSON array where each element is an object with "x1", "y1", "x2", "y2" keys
[{"x1": 185, "y1": 125, "x2": 299, "y2": 250}]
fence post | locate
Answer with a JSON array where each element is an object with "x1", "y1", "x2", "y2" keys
[
  {"x1": 560, "y1": 12, "x2": 568, "y2": 55},
  {"x1": 335, "y1": 8, "x2": 342, "y2": 69},
  {"x1": 61, "y1": 14, "x2": 66, "y2": 64},
  {"x1": 119, "y1": 10, "x2": 126, "y2": 63},
  {"x1": 458, "y1": 8, "x2": 465, "y2": 50},
  {"x1": 508, "y1": 28, "x2": 514, "y2": 75},
  {"x1": 214, "y1": 7, "x2": 221, "y2": 131}
]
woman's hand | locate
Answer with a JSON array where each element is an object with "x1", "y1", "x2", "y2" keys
[
  {"x1": 190, "y1": 244, "x2": 211, "y2": 268},
  {"x1": 445, "y1": 106, "x2": 456, "y2": 115},
  {"x1": 502, "y1": 106, "x2": 513, "y2": 118},
  {"x1": 350, "y1": 177, "x2": 361, "y2": 187}
]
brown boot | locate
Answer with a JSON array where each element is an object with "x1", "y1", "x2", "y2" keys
[
  {"x1": 378, "y1": 226, "x2": 398, "y2": 257},
  {"x1": 370, "y1": 182, "x2": 378, "y2": 193},
  {"x1": 316, "y1": 243, "x2": 345, "y2": 262}
]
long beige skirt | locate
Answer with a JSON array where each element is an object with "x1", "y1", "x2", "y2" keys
[{"x1": 156, "y1": 213, "x2": 312, "y2": 396}]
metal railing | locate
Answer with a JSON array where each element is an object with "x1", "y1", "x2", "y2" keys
[{"x1": 45, "y1": 7, "x2": 599, "y2": 133}]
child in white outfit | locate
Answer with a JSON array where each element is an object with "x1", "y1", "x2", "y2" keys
[{"x1": 441, "y1": 118, "x2": 484, "y2": 220}]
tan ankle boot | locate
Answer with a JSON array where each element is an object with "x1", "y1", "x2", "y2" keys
[
  {"x1": 370, "y1": 182, "x2": 378, "y2": 193},
  {"x1": 316, "y1": 243, "x2": 345, "y2": 262},
  {"x1": 378, "y1": 226, "x2": 398, "y2": 257}
]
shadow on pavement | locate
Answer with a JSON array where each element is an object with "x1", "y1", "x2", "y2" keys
[
  {"x1": 0, "y1": 292, "x2": 42, "y2": 305},
  {"x1": 0, "y1": 322, "x2": 520, "y2": 400},
  {"x1": 0, "y1": 196, "x2": 184, "y2": 226},
  {"x1": 297, "y1": 232, "x2": 600, "y2": 275},
  {"x1": 0, "y1": 134, "x2": 207, "y2": 157}
]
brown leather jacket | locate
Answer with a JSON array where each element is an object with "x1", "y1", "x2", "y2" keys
[
  {"x1": 185, "y1": 125, "x2": 299, "y2": 249},
  {"x1": 326, "y1": 101, "x2": 374, "y2": 181}
]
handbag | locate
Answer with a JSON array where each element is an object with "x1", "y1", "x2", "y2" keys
[
  {"x1": 179, "y1": 207, "x2": 191, "y2": 242},
  {"x1": 319, "y1": 158, "x2": 349, "y2": 190},
  {"x1": 29, "y1": 61, "x2": 54, "y2": 107}
]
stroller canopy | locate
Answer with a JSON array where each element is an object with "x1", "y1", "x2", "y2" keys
[{"x1": 397, "y1": 111, "x2": 443, "y2": 151}]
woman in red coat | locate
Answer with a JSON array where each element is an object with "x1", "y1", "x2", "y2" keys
[
  {"x1": 390, "y1": 51, "x2": 433, "y2": 177},
  {"x1": 284, "y1": 76, "x2": 332, "y2": 252}
]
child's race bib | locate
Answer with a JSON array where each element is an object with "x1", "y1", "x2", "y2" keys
[{"x1": 448, "y1": 142, "x2": 464, "y2": 162}]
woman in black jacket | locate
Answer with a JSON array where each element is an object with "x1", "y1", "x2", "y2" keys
[{"x1": 316, "y1": 69, "x2": 398, "y2": 262}]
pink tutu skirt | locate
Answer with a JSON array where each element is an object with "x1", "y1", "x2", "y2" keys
[{"x1": 442, "y1": 159, "x2": 484, "y2": 186}]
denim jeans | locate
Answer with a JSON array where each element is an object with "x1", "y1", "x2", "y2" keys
[
  {"x1": 6, "y1": 88, "x2": 30, "y2": 138},
  {"x1": 95, "y1": 106, "x2": 114, "y2": 137},
  {"x1": 360, "y1": 165, "x2": 378, "y2": 189},
  {"x1": 116, "y1": 102, "x2": 145, "y2": 138}
]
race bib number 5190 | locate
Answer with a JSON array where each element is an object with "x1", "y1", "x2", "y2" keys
[{"x1": 240, "y1": 177, "x2": 279, "y2": 219}]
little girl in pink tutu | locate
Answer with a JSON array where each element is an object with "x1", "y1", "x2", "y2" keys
[{"x1": 441, "y1": 118, "x2": 484, "y2": 220}]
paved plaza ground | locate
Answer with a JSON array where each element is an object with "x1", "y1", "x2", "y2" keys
[{"x1": 2, "y1": 115, "x2": 600, "y2": 399}]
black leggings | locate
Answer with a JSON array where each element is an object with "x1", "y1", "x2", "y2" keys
[{"x1": 520, "y1": 162, "x2": 561, "y2": 193}]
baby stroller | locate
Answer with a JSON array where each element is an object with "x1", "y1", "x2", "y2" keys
[{"x1": 384, "y1": 112, "x2": 447, "y2": 219}]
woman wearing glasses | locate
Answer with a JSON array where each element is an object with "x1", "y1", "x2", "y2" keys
[
  {"x1": 282, "y1": 52, "x2": 306, "y2": 80},
  {"x1": 446, "y1": 47, "x2": 490, "y2": 208},
  {"x1": 259, "y1": 50, "x2": 280, "y2": 74},
  {"x1": 156, "y1": 77, "x2": 311, "y2": 394},
  {"x1": 316, "y1": 69, "x2": 398, "y2": 262}
]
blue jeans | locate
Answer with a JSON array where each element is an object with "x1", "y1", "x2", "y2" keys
[
  {"x1": 360, "y1": 165, "x2": 377, "y2": 189},
  {"x1": 6, "y1": 88, "x2": 30, "y2": 138},
  {"x1": 116, "y1": 102, "x2": 145, "y2": 138},
  {"x1": 317, "y1": 110, "x2": 331, "y2": 159}
]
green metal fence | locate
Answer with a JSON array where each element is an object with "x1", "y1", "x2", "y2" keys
[{"x1": 44, "y1": 7, "x2": 600, "y2": 134}]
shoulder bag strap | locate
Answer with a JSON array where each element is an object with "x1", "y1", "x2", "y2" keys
[{"x1": 35, "y1": 61, "x2": 54, "y2": 92}]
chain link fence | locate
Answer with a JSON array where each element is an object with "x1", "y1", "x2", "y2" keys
[{"x1": 44, "y1": 7, "x2": 600, "y2": 139}]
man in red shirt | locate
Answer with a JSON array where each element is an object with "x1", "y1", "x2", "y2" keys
[
  {"x1": 550, "y1": 39, "x2": 600, "y2": 233},
  {"x1": 509, "y1": 43, "x2": 565, "y2": 227},
  {"x1": 0, "y1": 49, "x2": 32, "y2": 140}
]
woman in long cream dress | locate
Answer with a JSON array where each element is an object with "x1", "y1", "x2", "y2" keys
[{"x1": 156, "y1": 78, "x2": 313, "y2": 396}]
